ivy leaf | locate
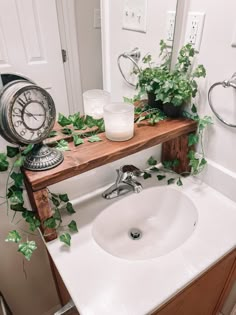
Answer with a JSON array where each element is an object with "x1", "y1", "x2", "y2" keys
[
  {"x1": 198, "y1": 116, "x2": 213, "y2": 131},
  {"x1": 61, "y1": 128, "x2": 73, "y2": 135},
  {"x1": 7, "y1": 186, "x2": 23, "y2": 204},
  {"x1": 84, "y1": 115, "x2": 96, "y2": 128},
  {"x1": 168, "y1": 178, "x2": 175, "y2": 185},
  {"x1": 157, "y1": 175, "x2": 166, "y2": 181},
  {"x1": 5, "y1": 230, "x2": 22, "y2": 243},
  {"x1": 66, "y1": 202, "x2": 76, "y2": 214},
  {"x1": 188, "y1": 133, "x2": 199, "y2": 146},
  {"x1": 68, "y1": 220, "x2": 78, "y2": 232},
  {"x1": 10, "y1": 203, "x2": 26, "y2": 212},
  {"x1": 7, "y1": 146, "x2": 19, "y2": 158},
  {"x1": 199, "y1": 158, "x2": 207, "y2": 168},
  {"x1": 48, "y1": 130, "x2": 58, "y2": 138},
  {"x1": 0, "y1": 153, "x2": 9, "y2": 171},
  {"x1": 88, "y1": 135, "x2": 102, "y2": 143},
  {"x1": 162, "y1": 160, "x2": 173, "y2": 169},
  {"x1": 22, "y1": 144, "x2": 34, "y2": 155},
  {"x1": 59, "y1": 233, "x2": 71, "y2": 246},
  {"x1": 59, "y1": 194, "x2": 69, "y2": 202},
  {"x1": 123, "y1": 96, "x2": 134, "y2": 104},
  {"x1": 53, "y1": 208, "x2": 62, "y2": 222},
  {"x1": 10, "y1": 172, "x2": 24, "y2": 187},
  {"x1": 147, "y1": 156, "x2": 157, "y2": 166},
  {"x1": 191, "y1": 104, "x2": 197, "y2": 114},
  {"x1": 18, "y1": 241, "x2": 37, "y2": 261},
  {"x1": 44, "y1": 217, "x2": 57, "y2": 229},
  {"x1": 52, "y1": 196, "x2": 60, "y2": 207},
  {"x1": 143, "y1": 172, "x2": 152, "y2": 180},
  {"x1": 14, "y1": 156, "x2": 25, "y2": 167},
  {"x1": 56, "y1": 140, "x2": 70, "y2": 151},
  {"x1": 68, "y1": 113, "x2": 80, "y2": 124},
  {"x1": 73, "y1": 116, "x2": 85, "y2": 130},
  {"x1": 73, "y1": 134, "x2": 84, "y2": 146},
  {"x1": 22, "y1": 211, "x2": 41, "y2": 231},
  {"x1": 94, "y1": 118, "x2": 105, "y2": 132},
  {"x1": 150, "y1": 166, "x2": 160, "y2": 172},
  {"x1": 58, "y1": 113, "x2": 71, "y2": 127},
  {"x1": 177, "y1": 178, "x2": 183, "y2": 186}
]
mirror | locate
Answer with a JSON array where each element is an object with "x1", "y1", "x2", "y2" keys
[{"x1": 0, "y1": 0, "x2": 179, "y2": 115}]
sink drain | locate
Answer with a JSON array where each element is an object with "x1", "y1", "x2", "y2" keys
[{"x1": 129, "y1": 228, "x2": 142, "y2": 240}]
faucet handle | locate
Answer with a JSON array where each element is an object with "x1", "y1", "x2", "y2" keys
[{"x1": 120, "y1": 165, "x2": 144, "y2": 178}]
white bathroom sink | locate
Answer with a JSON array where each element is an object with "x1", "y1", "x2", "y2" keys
[{"x1": 92, "y1": 186, "x2": 198, "y2": 260}]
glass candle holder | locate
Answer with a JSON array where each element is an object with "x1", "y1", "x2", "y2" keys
[
  {"x1": 104, "y1": 102, "x2": 134, "y2": 141},
  {"x1": 83, "y1": 89, "x2": 110, "y2": 119}
]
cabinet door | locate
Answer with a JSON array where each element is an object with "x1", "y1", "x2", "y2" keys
[{"x1": 153, "y1": 250, "x2": 236, "y2": 315}]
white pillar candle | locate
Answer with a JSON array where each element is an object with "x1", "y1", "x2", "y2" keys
[
  {"x1": 83, "y1": 89, "x2": 111, "y2": 119},
  {"x1": 104, "y1": 102, "x2": 134, "y2": 141}
]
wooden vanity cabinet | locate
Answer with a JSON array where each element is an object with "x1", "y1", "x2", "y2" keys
[{"x1": 152, "y1": 249, "x2": 236, "y2": 315}]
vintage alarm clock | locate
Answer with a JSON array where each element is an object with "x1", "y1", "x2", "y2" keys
[{"x1": 0, "y1": 79, "x2": 63, "y2": 170}]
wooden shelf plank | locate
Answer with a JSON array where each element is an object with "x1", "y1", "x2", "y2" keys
[{"x1": 23, "y1": 118, "x2": 197, "y2": 191}]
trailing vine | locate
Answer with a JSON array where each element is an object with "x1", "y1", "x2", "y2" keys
[{"x1": 1, "y1": 112, "x2": 106, "y2": 261}]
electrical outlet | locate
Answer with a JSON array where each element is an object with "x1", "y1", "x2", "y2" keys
[
  {"x1": 166, "y1": 11, "x2": 176, "y2": 42},
  {"x1": 122, "y1": 0, "x2": 148, "y2": 33},
  {"x1": 185, "y1": 12, "x2": 205, "y2": 51}
]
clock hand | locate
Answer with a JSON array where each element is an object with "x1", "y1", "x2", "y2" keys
[{"x1": 24, "y1": 110, "x2": 38, "y2": 121}]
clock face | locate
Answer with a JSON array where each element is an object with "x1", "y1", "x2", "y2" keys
[{"x1": 8, "y1": 86, "x2": 55, "y2": 144}]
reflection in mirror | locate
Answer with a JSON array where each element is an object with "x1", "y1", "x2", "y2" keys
[
  {"x1": 0, "y1": 0, "x2": 179, "y2": 116},
  {"x1": 102, "y1": 0, "x2": 179, "y2": 101}
]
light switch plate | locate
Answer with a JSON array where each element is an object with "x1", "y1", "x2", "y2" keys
[{"x1": 122, "y1": 0, "x2": 148, "y2": 33}]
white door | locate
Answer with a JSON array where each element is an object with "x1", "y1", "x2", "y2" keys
[{"x1": 0, "y1": 0, "x2": 69, "y2": 115}]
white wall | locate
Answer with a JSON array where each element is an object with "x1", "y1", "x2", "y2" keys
[
  {"x1": 75, "y1": 0, "x2": 103, "y2": 93},
  {"x1": 104, "y1": 0, "x2": 178, "y2": 101},
  {"x1": 176, "y1": 0, "x2": 236, "y2": 175}
]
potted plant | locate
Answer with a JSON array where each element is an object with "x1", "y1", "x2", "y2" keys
[
  {"x1": 136, "y1": 42, "x2": 206, "y2": 117},
  {"x1": 136, "y1": 40, "x2": 171, "y2": 110}
]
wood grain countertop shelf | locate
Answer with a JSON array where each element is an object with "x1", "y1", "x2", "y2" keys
[{"x1": 23, "y1": 118, "x2": 197, "y2": 191}]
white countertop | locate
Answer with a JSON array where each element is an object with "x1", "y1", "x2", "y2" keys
[{"x1": 47, "y1": 176, "x2": 236, "y2": 315}]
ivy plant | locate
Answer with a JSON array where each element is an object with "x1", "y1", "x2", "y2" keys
[{"x1": 1, "y1": 112, "x2": 107, "y2": 261}]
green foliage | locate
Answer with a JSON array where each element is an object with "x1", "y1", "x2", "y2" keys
[
  {"x1": 88, "y1": 135, "x2": 102, "y2": 143},
  {"x1": 162, "y1": 159, "x2": 180, "y2": 169},
  {"x1": 167, "y1": 178, "x2": 175, "y2": 185},
  {"x1": 7, "y1": 185, "x2": 24, "y2": 205},
  {"x1": 59, "y1": 233, "x2": 71, "y2": 246},
  {"x1": 58, "y1": 113, "x2": 71, "y2": 127},
  {"x1": 0, "y1": 153, "x2": 9, "y2": 171},
  {"x1": 177, "y1": 178, "x2": 183, "y2": 186},
  {"x1": 18, "y1": 241, "x2": 37, "y2": 261},
  {"x1": 5, "y1": 230, "x2": 22, "y2": 243},
  {"x1": 59, "y1": 194, "x2": 69, "y2": 202},
  {"x1": 135, "y1": 41, "x2": 206, "y2": 107},
  {"x1": 157, "y1": 175, "x2": 166, "y2": 181},
  {"x1": 73, "y1": 134, "x2": 84, "y2": 146},
  {"x1": 22, "y1": 144, "x2": 34, "y2": 156},
  {"x1": 147, "y1": 156, "x2": 157, "y2": 166},
  {"x1": 143, "y1": 172, "x2": 152, "y2": 180},
  {"x1": 66, "y1": 202, "x2": 76, "y2": 214},
  {"x1": 22, "y1": 211, "x2": 41, "y2": 231},
  {"x1": 10, "y1": 172, "x2": 23, "y2": 187},
  {"x1": 48, "y1": 130, "x2": 58, "y2": 138},
  {"x1": 44, "y1": 217, "x2": 57, "y2": 229},
  {"x1": 14, "y1": 156, "x2": 25, "y2": 167},
  {"x1": 56, "y1": 140, "x2": 70, "y2": 151},
  {"x1": 7, "y1": 146, "x2": 19, "y2": 158},
  {"x1": 68, "y1": 220, "x2": 78, "y2": 232}
]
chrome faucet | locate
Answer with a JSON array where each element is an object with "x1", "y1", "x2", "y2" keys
[{"x1": 102, "y1": 165, "x2": 144, "y2": 199}]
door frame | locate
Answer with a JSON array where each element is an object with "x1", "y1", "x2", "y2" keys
[
  {"x1": 56, "y1": 0, "x2": 84, "y2": 114},
  {"x1": 100, "y1": 0, "x2": 111, "y2": 93}
]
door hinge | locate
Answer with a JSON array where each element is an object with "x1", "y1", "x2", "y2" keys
[{"x1": 61, "y1": 49, "x2": 67, "y2": 63}]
